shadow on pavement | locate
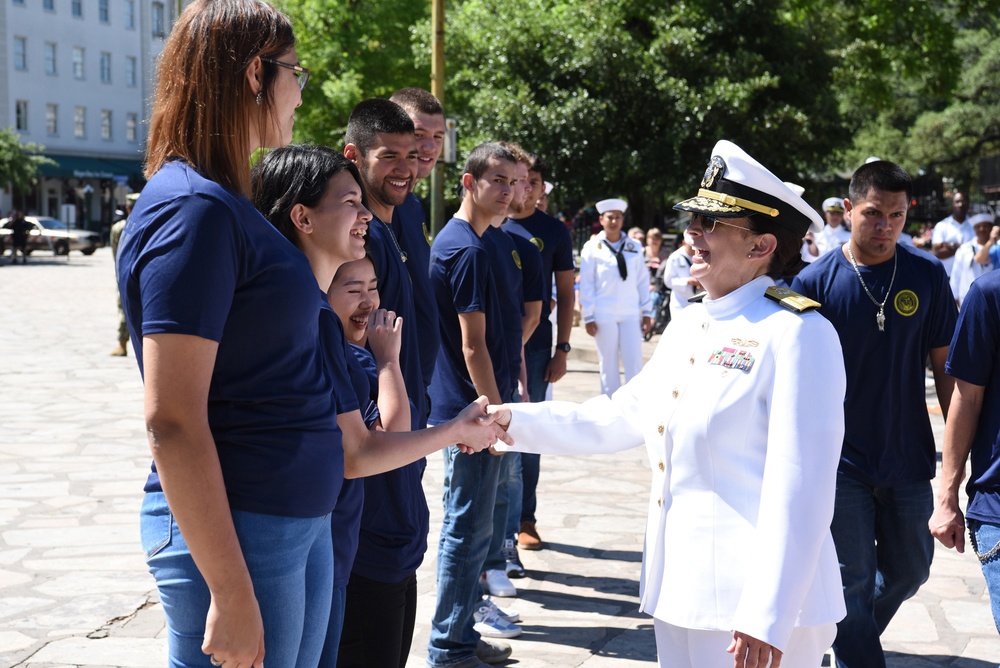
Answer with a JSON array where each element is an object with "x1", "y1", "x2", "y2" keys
[
  {"x1": 886, "y1": 653, "x2": 999, "y2": 667},
  {"x1": 539, "y1": 541, "x2": 643, "y2": 563}
]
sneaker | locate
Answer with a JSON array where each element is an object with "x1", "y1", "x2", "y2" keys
[
  {"x1": 518, "y1": 521, "x2": 542, "y2": 550},
  {"x1": 502, "y1": 539, "x2": 525, "y2": 579},
  {"x1": 481, "y1": 595, "x2": 520, "y2": 623},
  {"x1": 480, "y1": 569, "x2": 516, "y2": 597},
  {"x1": 476, "y1": 638, "x2": 513, "y2": 664},
  {"x1": 473, "y1": 601, "x2": 522, "y2": 639}
]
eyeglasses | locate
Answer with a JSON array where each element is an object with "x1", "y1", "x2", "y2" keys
[
  {"x1": 692, "y1": 214, "x2": 752, "y2": 235},
  {"x1": 261, "y1": 57, "x2": 310, "y2": 91}
]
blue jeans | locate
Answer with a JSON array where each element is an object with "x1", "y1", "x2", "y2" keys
[
  {"x1": 521, "y1": 346, "x2": 551, "y2": 524},
  {"x1": 485, "y1": 392, "x2": 522, "y2": 571},
  {"x1": 317, "y1": 584, "x2": 346, "y2": 667},
  {"x1": 969, "y1": 518, "x2": 1000, "y2": 634},
  {"x1": 428, "y1": 447, "x2": 502, "y2": 667},
  {"x1": 830, "y1": 474, "x2": 933, "y2": 668},
  {"x1": 140, "y1": 492, "x2": 333, "y2": 668}
]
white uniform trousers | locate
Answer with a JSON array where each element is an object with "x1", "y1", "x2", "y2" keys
[
  {"x1": 592, "y1": 317, "x2": 643, "y2": 396},
  {"x1": 653, "y1": 619, "x2": 836, "y2": 668}
]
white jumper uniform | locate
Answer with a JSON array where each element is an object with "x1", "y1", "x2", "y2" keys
[
  {"x1": 814, "y1": 223, "x2": 852, "y2": 256},
  {"x1": 498, "y1": 276, "x2": 847, "y2": 667},
  {"x1": 579, "y1": 231, "x2": 652, "y2": 396},
  {"x1": 661, "y1": 245, "x2": 696, "y2": 321}
]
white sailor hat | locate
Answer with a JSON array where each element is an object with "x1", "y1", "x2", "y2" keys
[
  {"x1": 822, "y1": 197, "x2": 845, "y2": 213},
  {"x1": 673, "y1": 140, "x2": 824, "y2": 236},
  {"x1": 544, "y1": 181, "x2": 554, "y2": 195},
  {"x1": 970, "y1": 212, "x2": 995, "y2": 227},
  {"x1": 597, "y1": 198, "x2": 628, "y2": 215}
]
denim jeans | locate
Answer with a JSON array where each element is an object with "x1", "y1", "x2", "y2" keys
[
  {"x1": 969, "y1": 518, "x2": 1000, "y2": 634},
  {"x1": 428, "y1": 446, "x2": 503, "y2": 667},
  {"x1": 484, "y1": 392, "x2": 522, "y2": 571},
  {"x1": 317, "y1": 584, "x2": 346, "y2": 668},
  {"x1": 140, "y1": 492, "x2": 334, "y2": 667},
  {"x1": 830, "y1": 474, "x2": 933, "y2": 668},
  {"x1": 521, "y1": 346, "x2": 551, "y2": 524}
]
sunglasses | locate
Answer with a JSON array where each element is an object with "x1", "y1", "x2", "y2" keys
[
  {"x1": 693, "y1": 214, "x2": 752, "y2": 235},
  {"x1": 261, "y1": 57, "x2": 310, "y2": 91}
]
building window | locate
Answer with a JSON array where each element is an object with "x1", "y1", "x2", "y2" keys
[
  {"x1": 75, "y1": 106, "x2": 86, "y2": 138},
  {"x1": 43, "y1": 0, "x2": 54, "y2": 12},
  {"x1": 124, "y1": 0, "x2": 135, "y2": 29},
  {"x1": 73, "y1": 47, "x2": 85, "y2": 79},
  {"x1": 126, "y1": 56, "x2": 137, "y2": 87},
  {"x1": 126, "y1": 113, "x2": 138, "y2": 142},
  {"x1": 45, "y1": 42, "x2": 57, "y2": 75},
  {"x1": 46, "y1": 104, "x2": 58, "y2": 136},
  {"x1": 99, "y1": 0, "x2": 110, "y2": 23},
  {"x1": 15, "y1": 101, "x2": 28, "y2": 132},
  {"x1": 14, "y1": 37, "x2": 27, "y2": 70},
  {"x1": 152, "y1": 2, "x2": 165, "y2": 37},
  {"x1": 101, "y1": 110, "x2": 112, "y2": 140},
  {"x1": 100, "y1": 52, "x2": 112, "y2": 83},
  {"x1": 72, "y1": 0, "x2": 83, "y2": 17}
]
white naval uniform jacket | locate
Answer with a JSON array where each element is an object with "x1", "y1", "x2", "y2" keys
[
  {"x1": 579, "y1": 232, "x2": 653, "y2": 322},
  {"x1": 498, "y1": 275, "x2": 847, "y2": 651}
]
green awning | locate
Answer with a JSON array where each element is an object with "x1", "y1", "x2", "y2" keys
[{"x1": 39, "y1": 155, "x2": 144, "y2": 181}]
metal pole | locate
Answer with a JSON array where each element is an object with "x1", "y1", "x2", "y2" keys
[{"x1": 429, "y1": 0, "x2": 446, "y2": 237}]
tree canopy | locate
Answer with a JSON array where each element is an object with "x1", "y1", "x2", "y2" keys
[{"x1": 0, "y1": 129, "x2": 55, "y2": 194}]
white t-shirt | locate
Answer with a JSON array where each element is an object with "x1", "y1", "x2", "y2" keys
[{"x1": 931, "y1": 215, "x2": 975, "y2": 275}]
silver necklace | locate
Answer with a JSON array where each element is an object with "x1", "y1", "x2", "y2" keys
[
  {"x1": 382, "y1": 219, "x2": 407, "y2": 263},
  {"x1": 846, "y1": 245, "x2": 896, "y2": 332}
]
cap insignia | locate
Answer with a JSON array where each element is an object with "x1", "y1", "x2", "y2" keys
[{"x1": 701, "y1": 156, "x2": 726, "y2": 189}]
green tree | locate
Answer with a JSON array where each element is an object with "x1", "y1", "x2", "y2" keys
[{"x1": 0, "y1": 128, "x2": 55, "y2": 195}]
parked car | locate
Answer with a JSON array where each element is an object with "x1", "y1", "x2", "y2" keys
[{"x1": 0, "y1": 216, "x2": 101, "y2": 256}]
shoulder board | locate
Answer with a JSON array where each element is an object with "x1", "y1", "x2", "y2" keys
[
  {"x1": 687, "y1": 291, "x2": 708, "y2": 304},
  {"x1": 765, "y1": 286, "x2": 821, "y2": 313}
]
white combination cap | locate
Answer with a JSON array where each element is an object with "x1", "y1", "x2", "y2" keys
[
  {"x1": 597, "y1": 198, "x2": 628, "y2": 215},
  {"x1": 673, "y1": 139, "x2": 824, "y2": 235},
  {"x1": 970, "y1": 212, "x2": 995, "y2": 227},
  {"x1": 822, "y1": 197, "x2": 845, "y2": 213}
]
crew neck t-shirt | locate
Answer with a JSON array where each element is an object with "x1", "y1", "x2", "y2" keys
[
  {"x1": 503, "y1": 209, "x2": 575, "y2": 352},
  {"x1": 118, "y1": 160, "x2": 355, "y2": 518},
  {"x1": 483, "y1": 225, "x2": 524, "y2": 395},
  {"x1": 792, "y1": 244, "x2": 956, "y2": 486}
]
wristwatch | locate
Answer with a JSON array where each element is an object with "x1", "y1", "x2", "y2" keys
[{"x1": 555, "y1": 342, "x2": 572, "y2": 354}]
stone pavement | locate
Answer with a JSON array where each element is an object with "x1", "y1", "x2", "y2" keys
[{"x1": 0, "y1": 249, "x2": 997, "y2": 667}]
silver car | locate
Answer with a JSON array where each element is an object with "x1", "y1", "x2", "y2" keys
[{"x1": 0, "y1": 215, "x2": 101, "y2": 256}]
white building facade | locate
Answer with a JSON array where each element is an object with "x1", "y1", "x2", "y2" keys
[{"x1": 2, "y1": 0, "x2": 189, "y2": 234}]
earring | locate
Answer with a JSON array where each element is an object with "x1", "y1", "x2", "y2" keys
[
  {"x1": 256, "y1": 91, "x2": 263, "y2": 106},
  {"x1": 747, "y1": 252, "x2": 753, "y2": 258}
]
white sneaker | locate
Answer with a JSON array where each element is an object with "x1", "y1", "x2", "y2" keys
[
  {"x1": 474, "y1": 601, "x2": 523, "y2": 638},
  {"x1": 481, "y1": 595, "x2": 520, "y2": 623},
  {"x1": 480, "y1": 569, "x2": 516, "y2": 597}
]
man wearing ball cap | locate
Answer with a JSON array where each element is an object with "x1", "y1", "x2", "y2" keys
[
  {"x1": 815, "y1": 196, "x2": 852, "y2": 256},
  {"x1": 488, "y1": 140, "x2": 848, "y2": 667},
  {"x1": 578, "y1": 197, "x2": 652, "y2": 396}
]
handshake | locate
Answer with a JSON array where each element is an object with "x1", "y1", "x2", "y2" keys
[{"x1": 450, "y1": 398, "x2": 515, "y2": 454}]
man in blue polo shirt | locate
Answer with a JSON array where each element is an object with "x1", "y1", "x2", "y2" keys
[
  {"x1": 792, "y1": 159, "x2": 956, "y2": 668},
  {"x1": 427, "y1": 143, "x2": 516, "y2": 668},
  {"x1": 390, "y1": 87, "x2": 447, "y2": 413},
  {"x1": 342, "y1": 98, "x2": 429, "y2": 666},
  {"x1": 503, "y1": 153, "x2": 576, "y2": 551},
  {"x1": 930, "y1": 269, "x2": 1000, "y2": 634}
]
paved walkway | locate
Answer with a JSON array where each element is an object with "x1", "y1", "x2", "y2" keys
[{"x1": 0, "y1": 249, "x2": 997, "y2": 667}]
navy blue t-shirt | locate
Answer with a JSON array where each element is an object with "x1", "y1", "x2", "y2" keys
[
  {"x1": 393, "y1": 194, "x2": 439, "y2": 401},
  {"x1": 119, "y1": 160, "x2": 356, "y2": 518},
  {"x1": 945, "y1": 271, "x2": 1000, "y2": 523},
  {"x1": 429, "y1": 217, "x2": 511, "y2": 422},
  {"x1": 368, "y1": 215, "x2": 426, "y2": 428},
  {"x1": 792, "y1": 244, "x2": 956, "y2": 486},
  {"x1": 503, "y1": 210, "x2": 575, "y2": 351},
  {"x1": 508, "y1": 228, "x2": 544, "y2": 305},
  {"x1": 331, "y1": 344, "x2": 380, "y2": 590},
  {"x1": 484, "y1": 225, "x2": 524, "y2": 396}
]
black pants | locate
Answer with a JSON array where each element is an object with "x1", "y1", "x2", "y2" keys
[{"x1": 337, "y1": 571, "x2": 418, "y2": 668}]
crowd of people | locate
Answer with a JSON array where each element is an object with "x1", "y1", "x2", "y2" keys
[{"x1": 113, "y1": 2, "x2": 1000, "y2": 668}]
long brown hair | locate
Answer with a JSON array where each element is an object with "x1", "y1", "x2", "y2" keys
[{"x1": 144, "y1": 0, "x2": 294, "y2": 196}]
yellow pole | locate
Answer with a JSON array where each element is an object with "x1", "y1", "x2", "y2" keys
[{"x1": 430, "y1": 0, "x2": 446, "y2": 236}]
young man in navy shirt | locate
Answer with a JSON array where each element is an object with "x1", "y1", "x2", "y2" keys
[
  {"x1": 390, "y1": 87, "x2": 447, "y2": 411},
  {"x1": 792, "y1": 160, "x2": 956, "y2": 668},
  {"x1": 503, "y1": 153, "x2": 576, "y2": 550},
  {"x1": 427, "y1": 143, "x2": 517, "y2": 668},
  {"x1": 342, "y1": 99, "x2": 428, "y2": 667}
]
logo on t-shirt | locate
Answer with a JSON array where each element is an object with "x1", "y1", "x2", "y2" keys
[
  {"x1": 530, "y1": 236, "x2": 544, "y2": 252},
  {"x1": 512, "y1": 249, "x2": 522, "y2": 269},
  {"x1": 894, "y1": 290, "x2": 919, "y2": 317}
]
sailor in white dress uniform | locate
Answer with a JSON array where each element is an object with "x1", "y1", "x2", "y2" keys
[{"x1": 492, "y1": 140, "x2": 847, "y2": 668}]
